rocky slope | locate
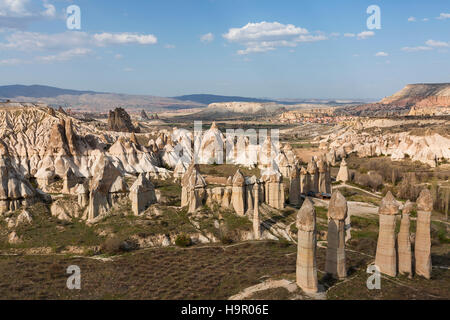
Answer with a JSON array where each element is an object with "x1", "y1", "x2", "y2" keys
[{"x1": 341, "y1": 83, "x2": 450, "y2": 116}]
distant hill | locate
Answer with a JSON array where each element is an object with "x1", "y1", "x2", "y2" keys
[
  {"x1": 0, "y1": 85, "x2": 99, "y2": 98},
  {"x1": 338, "y1": 83, "x2": 450, "y2": 116},
  {"x1": 173, "y1": 94, "x2": 278, "y2": 105}
]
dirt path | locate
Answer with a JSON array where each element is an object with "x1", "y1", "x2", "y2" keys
[{"x1": 333, "y1": 183, "x2": 382, "y2": 199}]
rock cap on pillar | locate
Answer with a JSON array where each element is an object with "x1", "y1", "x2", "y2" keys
[
  {"x1": 379, "y1": 191, "x2": 400, "y2": 215},
  {"x1": 297, "y1": 197, "x2": 316, "y2": 232},
  {"x1": 417, "y1": 189, "x2": 433, "y2": 212},
  {"x1": 328, "y1": 190, "x2": 348, "y2": 220}
]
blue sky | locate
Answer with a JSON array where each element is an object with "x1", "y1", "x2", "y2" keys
[{"x1": 0, "y1": 0, "x2": 449, "y2": 99}]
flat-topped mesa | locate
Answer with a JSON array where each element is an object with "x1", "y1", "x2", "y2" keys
[
  {"x1": 231, "y1": 169, "x2": 246, "y2": 215},
  {"x1": 325, "y1": 191, "x2": 348, "y2": 279},
  {"x1": 296, "y1": 197, "x2": 318, "y2": 293},
  {"x1": 375, "y1": 191, "x2": 400, "y2": 277},
  {"x1": 398, "y1": 200, "x2": 414, "y2": 277},
  {"x1": 130, "y1": 173, "x2": 156, "y2": 216},
  {"x1": 86, "y1": 156, "x2": 122, "y2": 221},
  {"x1": 415, "y1": 189, "x2": 433, "y2": 279},
  {"x1": 0, "y1": 156, "x2": 37, "y2": 214},
  {"x1": 336, "y1": 158, "x2": 349, "y2": 183},
  {"x1": 289, "y1": 164, "x2": 301, "y2": 206}
]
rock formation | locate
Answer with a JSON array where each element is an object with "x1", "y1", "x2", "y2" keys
[
  {"x1": 62, "y1": 167, "x2": 78, "y2": 194},
  {"x1": 289, "y1": 164, "x2": 301, "y2": 205},
  {"x1": 307, "y1": 159, "x2": 318, "y2": 193},
  {"x1": 0, "y1": 151, "x2": 36, "y2": 214},
  {"x1": 299, "y1": 166, "x2": 307, "y2": 194},
  {"x1": 325, "y1": 191, "x2": 348, "y2": 279},
  {"x1": 253, "y1": 183, "x2": 260, "y2": 240},
  {"x1": 107, "y1": 107, "x2": 139, "y2": 133},
  {"x1": 296, "y1": 197, "x2": 318, "y2": 293},
  {"x1": 415, "y1": 189, "x2": 433, "y2": 279},
  {"x1": 398, "y1": 200, "x2": 413, "y2": 277},
  {"x1": 86, "y1": 156, "x2": 122, "y2": 221},
  {"x1": 130, "y1": 173, "x2": 156, "y2": 215},
  {"x1": 181, "y1": 164, "x2": 206, "y2": 213},
  {"x1": 75, "y1": 183, "x2": 89, "y2": 208},
  {"x1": 336, "y1": 159, "x2": 349, "y2": 183},
  {"x1": 231, "y1": 169, "x2": 246, "y2": 215},
  {"x1": 375, "y1": 191, "x2": 400, "y2": 277}
]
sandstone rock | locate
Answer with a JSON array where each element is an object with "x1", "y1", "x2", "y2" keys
[
  {"x1": 8, "y1": 231, "x2": 22, "y2": 244},
  {"x1": 181, "y1": 164, "x2": 206, "y2": 213},
  {"x1": 130, "y1": 173, "x2": 157, "y2": 216},
  {"x1": 398, "y1": 200, "x2": 413, "y2": 277},
  {"x1": 289, "y1": 165, "x2": 301, "y2": 205},
  {"x1": 253, "y1": 183, "x2": 260, "y2": 240},
  {"x1": 16, "y1": 210, "x2": 32, "y2": 226},
  {"x1": 336, "y1": 159, "x2": 349, "y2": 183},
  {"x1": 307, "y1": 159, "x2": 318, "y2": 193},
  {"x1": 325, "y1": 191, "x2": 347, "y2": 279},
  {"x1": 62, "y1": 167, "x2": 78, "y2": 194},
  {"x1": 231, "y1": 169, "x2": 246, "y2": 215},
  {"x1": 299, "y1": 166, "x2": 307, "y2": 194},
  {"x1": 296, "y1": 197, "x2": 318, "y2": 293},
  {"x1": 51, "y1": 198, "x2": 81, "y2": 221},
  {"x1": 415, "y1": 189, "x2": 433, "y2": 279},
  {"x1": 75, "y1": 183, "x2": 89, "y2": 208},
  {"x1": 107, "y1": 107, "x2": 139, "y2": 133},
  {"x1": 375, "y1": 191, "x2": 399, "y2": 277},
  {"x1": 87, "y1": 156, "x2": 122, "y2": 221}
]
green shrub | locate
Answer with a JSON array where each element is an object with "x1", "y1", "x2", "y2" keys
[
  {"x1": 175, "y1": 234, "x2": 192, "y2": 247},
  {"x1": 101, "y1": 237, "x2": 123, "y2": 254}
]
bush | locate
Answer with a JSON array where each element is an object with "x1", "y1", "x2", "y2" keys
[
  {"x1": 101, "y1": 237, "x2": 123, "y2": 255},
  {"x1": 175, "y1": 234, "x2": 192, "y2": 247}
]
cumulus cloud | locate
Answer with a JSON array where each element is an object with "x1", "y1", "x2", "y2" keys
[
  {"x1": 0, "y1": 57, "x2": 24, "y2": 65},
  {"x1": 344, "y1": 33, "x2": 355, "y2": 37},
  {"x1": 0, "y1": 31, "x2": 158, "y2": 51},
  {"x1": 0, "y1": 0, "x2": 57, "y2": 29},
  {"x1": 223, "y1": 21, "x2": 327, "y2": 55},
  {"x1": 425, "y1": 39, "x2": 449, "y2": 47},
  {"x1": 200, "y1": 32, "x2": 214, "y2": 43},
  {"x1": 36, "y1": 48, "x2": 92, "y2": 62},
  {"x1": 357, "y1": 31, "x2": 375, "y2": 40},
  {"x1": 375, "y1": 51, "x2": 388, "y2": 57},
  {"x1": 401, "y1": 46, "x2": 433, "y2": 52},
  {"x1": 93, "y1": 32, "x2": 157, "y2": 45},
  {"x1": 436, "y1": 13, "x2": 450, "y2": 20},
  {"x1": 408, "y1": 16, "x2": 416, "y2": 22}
]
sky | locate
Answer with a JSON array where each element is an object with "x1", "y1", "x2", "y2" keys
[{"x1": 0, "y1": 0, "x2": 449, "y2": 100}]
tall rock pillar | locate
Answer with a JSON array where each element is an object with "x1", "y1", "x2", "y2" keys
[{"x1": 415, "y1": 189, "x2": 433, "y2": 279}]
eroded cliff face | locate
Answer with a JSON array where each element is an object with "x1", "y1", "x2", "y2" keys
[{"x1": 342, "y1": 83, "x2": 450, "y2": 116}]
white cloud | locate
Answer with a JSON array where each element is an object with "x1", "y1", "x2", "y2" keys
[
  {"x1": 114, "y1": 54, "x2": 123, "y2": 59},
  {"x1": 425, "y1": 39, "x2": 449, "y2": 47},
  {"x1": 408, "y1": 16, "x2": 416, "y2": 22},
  {"x1": 344, "y1": 33, "x2": 355, "y2": 37},
  {"x1": 36, "y1": 48, "x2": 91, "y2": 62},
  {"x1": 0, "y1": 0, "x2": 32, "y2": 17},
  {"x1": 357, "y1": 31, "x2": 375, "y2": 40},
  {"x1": 375, "y1": 51, "x2": 388, "y2": 57},
  {"x1": 422, "y1": 18, "x2": 429, "y2": 22},
  {"x1": 93, "y1": 32, "x2": 157, "y2": 45},
  {"x1": 436, "y1": 13, "x2": 450, "y2": 20},
  {"x1": 223, "y1": 21, "x2": 327, "y2": 55},
  {"x1": 401, "y1": 46, "x2": 433, "y2": 52},
  {"x1": 200, "y1": 32, "x2": 214, "y2": 43},
  {"x1": 41, "y1": 1, "x2": 55, "y2": 17},
  {"x1": 329, "y1": 32, "x2": 340, "y2": 37},
  {"x1": 224, "y1": 22, "x2": 308, "y2": 42},
  {"x1": 0, "y1": 57, "x2": 24, "y2": 65},
  {"x1": 123, "y1": 67, "x2": 133, "y2": 72},
  {"x1": 0, "y1": 31, "x2": 158, "y2": 51},
  {"x1": 164, "y1": 44, "x2": 175, "y2": 49}
]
